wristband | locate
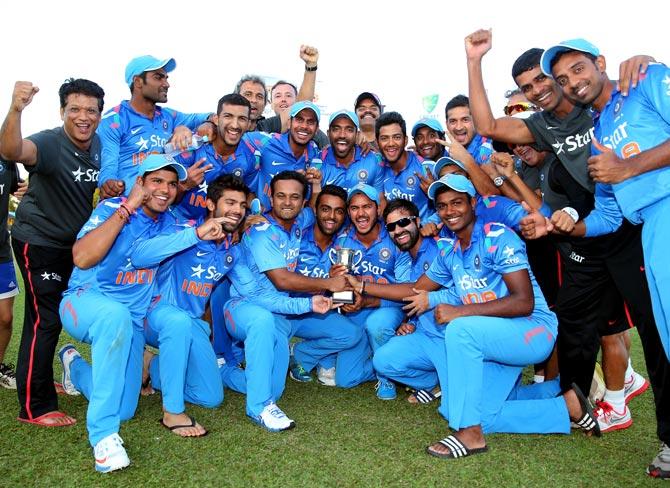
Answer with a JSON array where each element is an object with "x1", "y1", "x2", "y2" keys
[
  {"x1": 305, "y1": 65, "x2": 318, "y2": 72},
  {"x1": 561, "y1": 206, "x2": 579, "y2": 222}
]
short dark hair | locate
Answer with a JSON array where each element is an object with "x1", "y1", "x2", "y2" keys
[
  {"x1": 382, "y1": 198, "x2": 419, "y2": 222},
  {"x1": 512, "y1": 48, "x2": 544, "y2": 80},
  {"x1": 207, "y1": 174, "x2": 250, "y2": 203},
  {"x1": 315, "y1": 184, "x2": 347, "y2": 209},
  {"x1": 270, "y1": 170, "x2": 309, "y2": 199},
  {"x1": 445, "y1": 95, "x2": 469, "y2": 119},
  {"x1": 234, "y1": 75, "x2": 267, "y2": 104},
  {"x1": 550, "y1": 50, "x2": 597, "y2": 73},
  {"x1": 375, "y1": 111, "x2": 406, "y2": 140},
  {"x1": 217, "y1": 93, "x2": 251, "y2": 116},
  {"x1": 59, "y1": 78, "x2": 105, "y2": 112},
  {"x1": 271, "y1": 80, "x2": 298, "y2": 99}
]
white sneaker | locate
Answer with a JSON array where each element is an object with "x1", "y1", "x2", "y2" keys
[
  {"x1": 58, "y1": 344, "x2": 81, "y2": 396},
  {"x1": 317, "y1": 367, "x2": 336, "y2": 386},
  {"x1": 94, "y1": 433, "x2": 130, "y2": 473},
  {"x1": 594, "y1": 400, "x2": 632, "y2": 433},
  {"x1": 589, "y1": 362, "x2": 606, "y2": 404},
  {"x1": 249, "y1": 403, "x2": 296, "y2": 432},
  {"x1": 624, "y1": 371, "x2": 649, "y2": 404},
  {"x1": 0, "y1": 363, "x2": 17, "y2": 389}
]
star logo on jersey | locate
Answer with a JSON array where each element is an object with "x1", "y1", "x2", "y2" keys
[
  {"x1": 552, "y1": 140, "x2": 565, "y2": 155},
  {"x1": 135, "y1": 136, "x2": 149, "y2": 151},
  {"x1": 298, "y1": 265, "x2": 311, "y2": 276},
  {"x1": 89, "y1": 215, "x2": 102, "y2": 226},
  {"x1": 503, "y1": 246, "x2": 515, "y2": 259},
  {"x1": 198, "y1": 180, "x2": 208, "y2": 194},
  {"x1": 41, "y1": 272, "x2": 51, "y2": 280},
  {"x1": 72, "y1": 167, "x2": 85, "y2": 182},
  {"x1": 191, "y1": 264, "x2": 205, "y2": 278}
]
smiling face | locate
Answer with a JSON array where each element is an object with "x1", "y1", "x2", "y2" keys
[
  {"x1": 348, "y1": 192, "x2": 378, "y2": 236},
  {"x1": 512, "y1": 144, "x2": 545, "y2": 167},
  {"x1": 327, "y1": 115, "x2": 357, "y2": 160},
  {"x1": 60, "y1": 93, "x2": 101, "y2": 150},
  {"x1": 355, "y1": 98, "x2": 381, "y2": 131},
  {"x1": 239, "y1": 80, "x2": 266, "y2": 121},
  {"x1": 289, "y1": 109, "x2": 318, "y2": 147},
  {"x1": 271, "y1": 178, "x2": 305, "y2": 223},
  {"x1": 551, "y1": 51, "x2": 607, "y2": 106},
  {"x1": 514, "y1": 66, "x2": 563, "y2": 112},
  {"x1": 435, "y1": 188, "x2": 476, "y2": 235},
  {"x1": 216, "y1": 103, "x2": 250, "y2": 147},
  {"x1": 446, "y1": 106, "x2": 475, "y2": 146},
  {"x1": 271, "y1": 83, "x2": 297, "y2": 115},
  {"x1": 414, "y1": 126, "x2": 442, "y2": 160},
  {"x1": 385, "y1": 208, "x2": 419, "y2": 252},
  {"x1": 207, "y1": 189, "x2": 247, "y2": 233},
  {"x1": 378, "y1": 123, "x2": 407, "y2": 164},
  {"x1": 316, "y1": 193, "x2": 346, "y2": 236},
  {"x1": 140, "y1": 168, "x2": 179, "y2": 218}
]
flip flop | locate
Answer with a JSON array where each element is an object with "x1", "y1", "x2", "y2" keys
[
  {"x1": 17, "y1": 411, "x2": 77, "y2": 427},
  {"x1": 159, "y1": 415, "x2": 208, "y2": 437},
  {"x1": 571, "y1": 382, "x2": 602, "y2": 437},
  {"x1": 408, "y1": 387, "x2": 442, "y2": 404},
  {"x1": 426, "y1": 435, "x2": 488, "y2": 459}
]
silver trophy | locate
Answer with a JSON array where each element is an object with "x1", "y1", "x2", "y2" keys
[{"x1": 328, "y1": 248, "x2": 363, "y2": 304}]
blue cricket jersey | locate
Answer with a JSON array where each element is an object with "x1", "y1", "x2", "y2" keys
[
  {"x1": 173, "y1": 139, "x2": 259, "y2": 220},
  {"x1": 151, "y1": 221, "x2": 238, "y2": 319},
  {"x1": 230, "y1": 211, "x2": 313, "y2": 315},
  {"x1": 320, "y1": 146, "x2": 386, "y2": 192},
  {"x1": 97, "y1": 101, "x2": 209, "y2": 195},
  {"x1": 245, "y1": 131, "x2": 320, "y2": 210},
  {"x1": 425, "y1": 219, "x2": 557, "y2": 330},
  {"x1": 64, "y1": 198, "x2": 193, "y2": 324},
  {"x1": 584, "y1": 63, "x2": 670, "y2": 235},
  {"x1": 382, "y1": 151, "x2": 432, "y2": 220}
]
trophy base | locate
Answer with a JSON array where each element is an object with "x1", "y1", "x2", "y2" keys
[{"x1": 332, "y1": 291, "x2": 355, "y2": 304}]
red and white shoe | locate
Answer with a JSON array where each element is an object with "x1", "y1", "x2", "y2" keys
[
  {"x1": 594, "y1": 400, "x2": 632, "y2": 433},
  {"x1": 624, "y1": 372, "x2": 649, "y2": 404}
]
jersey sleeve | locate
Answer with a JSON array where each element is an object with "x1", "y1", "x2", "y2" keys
[
  {"x1": 241, "y1": 131, "x2": 272, "y2": 153},
  {"x1": 583, "y1": 183, "x2": 624, "y2": 237},
  {"x1": 130, "y1": 223, "x2": 200, "y2": 268},
  {"x1": 97, "y1": 110, "x2": 123, "y2": 186},
  {"x1": 639, "y1": 64, "x2": 670, "y2": 126},
  {"x1": 485, "y1": 224, "x2": 529, "y2": 275},
  {"x1": 425, "y1": 241, "x2": 455, "y2": 287},
  {"x1": 75, "y1": 198, "x2": 119, "y2": 239},
  {"x1": 244, "y1": 223, "x2": 288, "y2": 272},
  {"x1": 26, "y1": 129, "x2": 60, "y2": 175}
]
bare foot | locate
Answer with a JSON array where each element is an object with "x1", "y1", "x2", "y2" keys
[
  {"x1": 141, "y1": 349, "x2": 156, "y2": 396},
  {"x1": 161, "y1": 412, "x2": 207, "y2": 437},
  {"x1": 427, "y1": 425, "x2": 486, "y2": 456}
]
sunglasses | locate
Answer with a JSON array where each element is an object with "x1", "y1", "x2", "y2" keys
[
  {"x1": 385, "y1": 216, "x2": 416, "y2": 232},
  {"x1": 503, "y1": 102, "x2": 539, "y2": 116}
]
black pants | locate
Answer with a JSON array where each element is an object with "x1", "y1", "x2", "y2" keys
[
  {"x1": 555, "y1": 224, "x2": 670, "y2": 442},
  {"x1": 11, "y1": 238, "x2": 73, "y2": 420}
]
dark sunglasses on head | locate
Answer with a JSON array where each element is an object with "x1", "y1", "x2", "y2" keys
[
  {"x1": 503, "y1": 102, "x2": 539, "y2": 116},
  {"x1": 386, "y1": 216, "x2": 416, "y2": 232}
]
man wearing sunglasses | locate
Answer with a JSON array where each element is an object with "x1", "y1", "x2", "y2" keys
[{"x1": 334, "y1": 183, "x2": 411, "y2": 400}]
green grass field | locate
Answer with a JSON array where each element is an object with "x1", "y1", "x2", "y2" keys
[{"x1": 0, "y1": 282, "x2": 664, "y2": 487}]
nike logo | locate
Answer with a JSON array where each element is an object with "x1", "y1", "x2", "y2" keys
[
  {"x1": 271, "y1": 161, "x2": 284, "y2": 166},
  {"x1": 546, "y1": 126, "x2": 558, "y2": 130},
  {"x1": 196, "y1": 251, "x2": 208, "y2": 257},
  {"x1": 131, "y1": 127, "x2": 142, "y2": 135}
]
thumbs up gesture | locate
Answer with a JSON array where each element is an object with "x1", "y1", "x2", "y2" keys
[
  {"x1": 587, "y1": 138, "x2": 632, "y2": 184},
  {"x1": 11, "y1": 81, "x2": 39, "y2": 113}
]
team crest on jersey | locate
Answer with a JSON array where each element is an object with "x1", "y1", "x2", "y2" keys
[
  {"x1": 613, "y1": 99, "x2": 623, "y2": 115},
  {"x1": 406, "y1": 176, "x2": 416, "y2": 187},
  {"x1": 162, "y1": 120, "x2": 168, "y2": 130},
  {"x1": 225, "y1": 254, "x2": 233, "y2": 265},
  {"x1": 358, "y1": 169, "x2": 368, "y2": 181},
  {"x1": 233, "y1": 168, "x2": 243, "y2": 178},
  {"x1": 423, "y1": 261, "x2": 430, "y2": 272},
  {"x1": 474, "y1": 254, "x2": 481, "y2": 271},
  {"x1": 379, "y1": 247, "x2": 392, "y2": 262},
  {"x1": 295, "y1": 228, "x2": 301, "y2": 239}
]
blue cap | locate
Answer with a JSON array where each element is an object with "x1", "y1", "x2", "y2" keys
[
  {"x1": 347, "y1": 183, "x2": 379, "y2": 205},
  {"x1": 140, "y1": 154, "x2": 187, "y2": 181},
  {"x1": 540, "y1": 39, "x2": 600, "y2": 76},
  {"x1": 328, "y1": 109, "x2": 360, "y2": 129},
  {"x1": 411, "y1": 117, "x2": 445, "y2": 137},
  {"x1": 428, "y1": 174, "x2": 476, "y2": 201},
  {"x1": 125, "y1": 55, "x2": 176, "y2": 85},
  {"x1": 290, "y1": 101, "x2": 321, "y2": 122},
  {"x1": 433, "y1": 156, "x2": 467, "y2": 177}
]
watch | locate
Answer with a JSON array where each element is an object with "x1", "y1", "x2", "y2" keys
[
  {"x1": 493, "y1": 175, "x2": 506, "y2": 187},
  {"x1": 561, "y1": 206, "x2": 579, "y2": 222}
]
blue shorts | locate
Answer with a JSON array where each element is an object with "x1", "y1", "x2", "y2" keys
[{"x1": 0, "y1": 260, "x2": 19, "y2": 299}]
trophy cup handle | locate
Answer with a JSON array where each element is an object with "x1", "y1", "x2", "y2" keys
[
  {"x1": 328, "y1": 248, "x2": 338, "y2": 264},
  {"x1": 352, "y1": 250, "x2": 363, "y2": 267}
]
